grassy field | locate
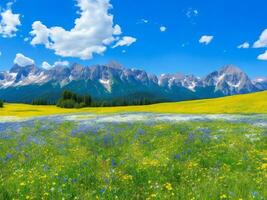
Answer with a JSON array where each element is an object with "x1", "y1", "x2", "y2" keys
[
  {"x1": 1, "y1": 91, "x2": 267, "y2": 199},
  {"x1": 0, "y1": 91, "x2": 267, "y2": 117},
  {"x1": 0, "y1": 119, "x2": 266, "y2": 199}
]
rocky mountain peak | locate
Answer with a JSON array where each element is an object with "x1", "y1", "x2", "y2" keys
[
  {"x1": 219, "y1": 65, "x2": 243, "y2": 74},
  {"x1": 106, "y1": 61, "x2": 124, "y2": 69},
  {"x1": 10, "y1": 64, "x2": 38, "y2": 74},
  {"x1": 203, "y1": 65, "x2": 257, "y2": 95}
]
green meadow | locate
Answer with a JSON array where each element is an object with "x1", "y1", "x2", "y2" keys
[
  {"x1": 0, "y1": 92, "x2": 267, "y2": 199},
  {"x1": 0, "y1": 116, "x2": 267, "y2": 199}
]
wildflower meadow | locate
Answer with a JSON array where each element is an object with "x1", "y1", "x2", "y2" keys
[{"x1": 0, "y1": 114, "x2": 266, "y2": 200}]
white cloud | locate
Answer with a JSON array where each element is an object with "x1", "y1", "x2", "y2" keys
[
  {"x1": 199, "y1": 35, "x2": 214, "y2": 45},
  {"x1": 41, "y1": 61, "x2": 52, "y2": 70},
  {"x1": 14, "y1": 53, "x2": 35, "y2": 67},
  {"x1": 186, "y1": 8, "x2": 199, "y2": 18},
  {"x1": 237, "y1": 42, "x2": 250, "y2": 49},
  {"x1": 54, "y1": 61, "x2": 70, "y2": 67},
  {"x1": 257, "y1": 50, "x2": 267, "y2": 61},
  {"x1": 113, "y1": 24, "x2": 122, "y2": 35},
  {"x1": 253, "y1": 29, "x2": 267, "y2": 48},
  {"x1": 0, "y1": 8, "x2": 21, "y2": 38},
  {"x1": 113, "y1": 36, "x2": 136, "y2": 48},
  {"x1": 30, "y1": 0, "x2": 135, "y2": 60},
  {"x1": 41, "y1": 60, "x2": 70, "y2": 70},
  {"x1": 30, "y1": 21, "x2": 50, "y2": 46},
  {"x1": 160, "y1": 26, "x2": 167, "y2": 32}
]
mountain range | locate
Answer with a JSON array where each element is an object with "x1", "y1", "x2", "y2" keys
[{"x1": 0, "y1": 61, "x2": 266, "y2": 103}]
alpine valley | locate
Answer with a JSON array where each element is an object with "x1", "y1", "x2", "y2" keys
[{"x1": 0, "y1": 61, "x2": 266, "y2": 103}]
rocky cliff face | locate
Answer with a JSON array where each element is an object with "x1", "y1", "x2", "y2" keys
[{"x1": 0, "y1": 62, "x2": 263, "y2": 103}]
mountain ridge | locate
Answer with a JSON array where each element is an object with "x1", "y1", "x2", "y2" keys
[{"x1": 0, "y1": 62, "x2": 266, "y2": 103}]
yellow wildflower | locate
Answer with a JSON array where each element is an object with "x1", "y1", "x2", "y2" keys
[
  {"x1": 164, "y1": 182, "x2": 173, "y2": 191},
  {"x1": 151, "y1": 193, "x2": 157, "y2": 198},
  {"x1": 142, "y1": 159, "x2": 159, "y2": 167},
  {"x1": 187, "y1": 161, "x2": 198, "y2": 169},
  {"x1": 261, "y1": 163, "x2": 267, "y2": 170},
  {"x1": 20, "y1": 182, "x2": 26, "y2": 186},
  {"x1": 122, "y1": 174, "x2": 133, "y2": 181},
  {"x1": 220, "y1": 194, "x2": 227, "y2": 199}
]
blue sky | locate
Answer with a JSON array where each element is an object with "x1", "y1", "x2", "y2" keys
[{"x1": 0, "y1": 0, "x2": 267, "y2": 78}]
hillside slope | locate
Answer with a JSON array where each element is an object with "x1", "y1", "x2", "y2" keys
[{"x1": 0, "y1": 91, "x2": 267, "y2": 117}]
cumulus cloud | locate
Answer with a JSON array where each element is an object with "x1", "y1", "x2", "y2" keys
[
  {"x1": 160, "y1": 26, "x2": 167, "y2": 32},
  {"x1": 237, "y1": 42, "x2": 250, "y2": 49},
  {"x1": 0, "y1": 8, "x2": 21, "y2": 38},
  {"x1": 257, "y1": 50, "x2": 267, "y2": 61},
  {"x1": 14, "y1": 53, "x2": 35, "y2": 67},
  {"x1": 112, "y1": 36, "x2": 136, "y2": 48},
  {"x1": 253, "y1": 29, "x2": 267, "y2": 48},
  {"x1": 199, "y1": 35, "x2": 214, "y2": 45},
  {"x1": 41, "y1": 60, "x2": 70, "y2": 70},
  {"x1": 30, "y1": 21, "x2": 50, "y2": 47},
  {"x1": 30, "y1": 0, "x2": 135, "y2": 60}
]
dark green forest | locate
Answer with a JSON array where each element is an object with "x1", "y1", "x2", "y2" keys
[
  {"x1": 29, "y1": 90, "x2": 161, "y2": 108},
  {"x1": 56, "y1": 90, "x2": 92, "y2": 108}
]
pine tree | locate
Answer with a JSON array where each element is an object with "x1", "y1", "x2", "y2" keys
[
  {"x1": 0, "y1": 100, "x2": 3, "y2": 108},
  {"x1": 57, "y1": 90, "x2": 92, "y2": 108}
]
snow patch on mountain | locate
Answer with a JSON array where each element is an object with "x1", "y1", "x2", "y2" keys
[{"x1": 99, "y1": 79, "x2": 112, "y2": 93}]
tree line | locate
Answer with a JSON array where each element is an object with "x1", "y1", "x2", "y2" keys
[
  {"x1": 1, "y1": 90, "x2": 159, "y2": 109},
  {"x1": 30, "y1": 90, "x2": 159, "y2": 108},
  {"x1": 90, "y1": 97, "x2": 156, "y2": 107}
]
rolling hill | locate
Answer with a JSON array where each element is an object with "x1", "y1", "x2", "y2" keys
[{"x1": 1, "y1": 91, "x2": 267, "y2": 117}]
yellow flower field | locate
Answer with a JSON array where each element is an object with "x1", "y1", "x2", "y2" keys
[{"x1": 1, "y1": 91, "x2": 267, "y2": 117}]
